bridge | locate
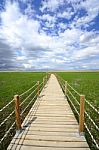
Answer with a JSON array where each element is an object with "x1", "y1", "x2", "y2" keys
[{"x1": 7, "y1": 74, "x2": 90, "y2": 150}]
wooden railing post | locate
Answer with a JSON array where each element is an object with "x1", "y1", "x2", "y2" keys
[
  {"x1": 14, "y1": 95, "x2": 21, "y2": 130},
  {"x1": 65, "y1": 81, "x2": 67, "y2": 95},
  {"x1": 38, "y1": 81, "x2": 40, "y2": 97},
  {"x1": 79, "y1": 95, "x2": 85, "y2": 135}
]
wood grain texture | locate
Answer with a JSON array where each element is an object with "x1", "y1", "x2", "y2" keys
[{"x1": 8, "y1": 74, "x2": 90, "y2": 150}]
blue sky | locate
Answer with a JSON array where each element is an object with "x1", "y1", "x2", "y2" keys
[{"x1": 0, "y1": 0, "x2": 99, "y2": 70}]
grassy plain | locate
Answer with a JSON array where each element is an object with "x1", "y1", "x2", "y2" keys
[
  {"x1": 0, "y1": 71, "x2": 99, "y2": 150},
  {"x1": 0, "y1": 72, "x2": 46, "y2": 150},
  {"x1": 57, "y1": 71, "x2": 99, "y2": 108},
  {"x1": 0, "y1": 72, "x2": 46, "y2": 109}
]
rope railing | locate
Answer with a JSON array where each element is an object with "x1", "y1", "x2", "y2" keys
[
  {"x1": 0, "y1": 111, "x2": 15, "y2": 128},
  {"x1": 0, "y1": 83, "x2": 38, "y2": 130},
  {"x1": 21, "y1": 82, "x2": 44, "y2": 116},
  {"x1": 67, "y1": 82, "x2": 81, "y2": 96},
  {"x1": 67, "y1": 94, "x2": 79, "y2": 116},
  {"x1": 20, "y1": 82, "x2": 37, "y2": 97},
  {"x1": 8, "y1": 94, "x2": 42, "y2": 150},
  {"x1": 56, "y1": 74, "x2": 99, "y2": 115},
  {"x1": 85, "y1": 98, "x2": 99, "y2": 115},
  {"x1": 67, "y1": 88, "x2": 80, "y2": 106},
  {"x1": 0, "y1": 122, "x2": 16, "y2": 144},
  {"x1": 0, "y1": 73, "x2": 50, "y2": 149},
  {"x1": 20, "y1": 85, "x2": 38, "y2": 107},
  {"x1": 85, "y1": 111, "x2": 99, "y2": 132},
  {"x1": 84, "y1": 123, "x2": 99, "y2": 149},
  {"x1": 55, "y1": 73, "x2": 99, "y2": 150},
  {"x1": 0, "y1": 99, "x2": 14, "y2": 112},
  {"x1": 0, "y1": 83, "x2": 38, "y2": 113},
  {"x1": 21, "y1": 92, "x2": 38, "y2": 116}
]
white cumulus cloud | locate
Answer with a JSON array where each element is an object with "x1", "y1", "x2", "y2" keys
[{"x1": 0, "y1": 0, "x2": 99, "y2": 70}]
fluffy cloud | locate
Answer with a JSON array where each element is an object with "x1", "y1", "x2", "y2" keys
[
  {"x1": 0, "y1": 6, "x2": 40, "y2": 49},
  {"x1": 57, "y1": 11, "x2": 74, "y2": 20},
  {"x1": 40, "y1": 0, "x2": 65, "y2": 12},
  {"x1": 72, "y1": 0, "x2": 99, "y2": 28},
  {"x1": 73, "y1": 46, "x2": 99, "y2": 60},
  {"x1": 38, "y1": 14, "x2": 56, "y2": 22},
  {"x1": 0, "y1": 0, "x2": 99, "y2": 70}
]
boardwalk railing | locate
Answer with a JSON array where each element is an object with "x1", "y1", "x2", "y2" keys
[
  {"x1": 55, "y1": 74, "x2": 99, "y2": 150},
  {"x1": 0, "y1": 74, "x2": 50, "y2": 150}
]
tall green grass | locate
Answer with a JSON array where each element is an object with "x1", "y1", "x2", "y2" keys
[
  {"x1": 57, "y1": 72, "x2": 99, "y2": 108},
  {"x1": 0, "y1": 72, "x2": 46, "y2": 109},
  {"x1": 0, "y1": 72, "x2": 46, "y2": 150}
]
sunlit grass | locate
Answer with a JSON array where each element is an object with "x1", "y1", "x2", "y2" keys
[
  {"x1": 57, "y1": 72, "x2": 99, "y2": 108},
  {"x1": 0, "y1": 72, "x2": 46, "y2": 109}
]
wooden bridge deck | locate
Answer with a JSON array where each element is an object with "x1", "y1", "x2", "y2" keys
[{"x1": 8, "y1": 74, "x2": 90, "y2": 150}]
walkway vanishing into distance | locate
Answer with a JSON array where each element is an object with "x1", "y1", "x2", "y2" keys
[{"x1": 8, "y1": 74, "x2": 90, "y2": 150}]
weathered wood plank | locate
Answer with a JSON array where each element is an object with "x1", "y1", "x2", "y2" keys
[
  {"x1": 8, "y1": 144, "x2": 90, "y2": 150},
  {"x1": 10, "y1": 140, "x2": 89, "y2": 148},
  {"x1": 7, "y1": 74, "x2": 90, "y2": 150},
  {"x1": 13, "y1": 134, "x2": 86, "y2": 142}
]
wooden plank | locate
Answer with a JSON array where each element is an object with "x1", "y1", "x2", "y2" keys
[
  {"x1": 7, "y1": 74, "x2": 90, "y2": 150},
  {"x1": 28, "y1": 121, "x2": 78, "y2": 125},
  {"x1": 13, "y1": 134, "x2": 86, "y2": 142},
  {"x1": 23, "y1": 131, "x2": 82, "y2": 136},
  {"x1": 27, "y1": 127, "x2": 79, "y2": 132},
  {"x1": 11, "y1": 140, "x2": 89, "y2": 148},
  {"x1": 29, "y1": 124, "x2": 78, "y2": 128},
  {"x1": 8, "y1": 144, "x2": 90, "y2": 150}
]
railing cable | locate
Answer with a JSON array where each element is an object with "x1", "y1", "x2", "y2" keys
[
  {"x1": 20, "y1": 85, "x2": 38, "y2": 107},
  {"x1": 0, "y1": 99, "x2": 14, "y2": 112},
  {"x1": 67, "y1": 83, "x2": 80, "y2": 96},
  {"x1": 85, "y1": 98, "x2": 99, "y2": 115},
  {"x1": 84, "y1": 123, "x2": 99, "y2": 149},
  {"x1": 67, "y1": 89, "x2": 80, "y2": 106},
  {"x1": 85, "y1": 111, "x2": 99, "y2": 131},
  {"x1": 0, "y1": 122, "x2": 15, "y2": 144},
  {"x1": 0, "y1": 111, "x2": 14, "y2": 127},
  {"x1": 67, "y1": 94, "x2": 79, "y2": 116},
  {"x1": 20, "y1": 82, "x2": 37, "y2": 97}
]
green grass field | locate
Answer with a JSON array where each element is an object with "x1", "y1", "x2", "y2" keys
[
  {"x1": 0, "y1": 71, "x2": 99, "y2": 150},
  {"x1": 0, "y1": 72, "x2": 46, "y2": 109},
  {"x1": 1, "y1": 71, "x2": 98, "y2": 109},
  {"x1": 0, "y1": 72, "x2": 46, "y2": 150},
  {"x1": 57, "y1": 72, "x2": 99, "y2": 109}
]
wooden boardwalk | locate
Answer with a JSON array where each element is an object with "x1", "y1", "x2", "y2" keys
[{"x1": 8, "y1": 74, "x2": 90, "y2": 150}]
